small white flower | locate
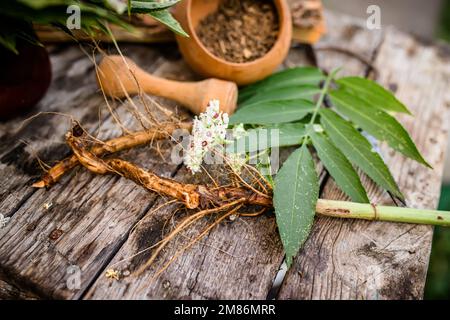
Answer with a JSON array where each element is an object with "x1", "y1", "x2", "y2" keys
[
  {"x1": 184, "y1": 100, "x2": 229, "y2": 174},
  {"x1": 183, "y1": 100, "x2": 249, "y2": 174},
  {"x1": 0, "y1": 214, "x2": 11, "y2": 229}
]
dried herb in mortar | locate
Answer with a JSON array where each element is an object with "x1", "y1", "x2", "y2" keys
[{"x1": 196, "y1": 0, "x2": 279, "y2": 63}]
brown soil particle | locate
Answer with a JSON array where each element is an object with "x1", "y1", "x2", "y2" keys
[{"x1": 196, "y1": 0, "x2": 279, "y2": 63}]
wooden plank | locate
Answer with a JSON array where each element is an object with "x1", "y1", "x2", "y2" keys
[
  {"x1": 313, "y1": 11, "x2": 383, "y2": 76},
  {"x1": 0, "y1": 47, "x2": 100, "y2": 217},
  {"x1": 1, "y1": 11, "x2": 447, "y2": 300},
  {"x1": 0, "y1": 280, "x2": 40, "y2": 300},
  {"x1": 0, "y1": 45, "x2": 164, "y2": 217},
  {"x1": 0, "y1": 44, "x2": 164, "y2": 216},
  {"x1": 0, "y1": 46, "x2": 193, "y2": 299},
  {"x1": 84, "y1": 48, "x2": 315, "y2": 300},
  {"x1": 84, "y1": 11, "x2": 383, "y2": 300},
  {"x1": 278, "y1": 26, "x2": 450, "y2": 299}
]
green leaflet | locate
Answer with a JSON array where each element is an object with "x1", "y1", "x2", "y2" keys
[
  {"x1": 230, "y1": 99, "x2": 315, "y2": 125},
  {"x1": 309, "y1": 129, "x2": 369, "y2": 203},
  {"x1": 226, "y1": 123, "x2": 306, "y2": 153},
  {"x1": 274, "y1": 144, "x2": 319, "y2": 267},
  {"x1": 336, "y1": 77, "x2": 412, "y2": 114},
  {"x1": 105, "y1": 0, "x2": 127, "y2": 14},
  {"x1": 238, "y1": 67, "x2": 324, "y2": 104},
  {"x1": 0, "y1": 34, "x2": 18, "y2": 54},
  {"x1": 146, "y1": 9, "x2": 188, "y2": 37},
  {"x1": 130, "y1": 0, "x2": 180, "y2": 12},
  {"x1": 319, "y1": 108, "x2": 404, "y2": 199},
  {"x1": 329, "y1": 89, "x2": 431, "y2": 168},
  {"x1": 239, "y1": 85, "x2": 320, "y2": 107}
]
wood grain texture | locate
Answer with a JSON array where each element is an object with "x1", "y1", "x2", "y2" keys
[
  {"x1": 0, "y1": 45, "x2": 193, "y2": 299},
  {"x1": 84, "y1": 48, "x2": 317, "y2": 300},
  {"x1": 0, "y1": 12, "x2": 448, "y2": 300},
  {"x1": 278, "y1": 23, "x2": 450, "y2": 299}
]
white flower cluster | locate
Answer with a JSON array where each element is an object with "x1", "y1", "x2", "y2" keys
[
  {"x1": 0, "y1": 214, "x2": 10, "y2": 229},
  {"x1": 183, "y1": 100, "x2": 248, "y2": 174},
  {"x1": 184, "y1": 100, "x2": 229, "y2": 174}
]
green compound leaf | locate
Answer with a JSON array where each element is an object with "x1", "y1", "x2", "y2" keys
[
  {"x1": 130, "y1": 0, "x2": 180, "y2": 12},
  {"x1": 146, "y1": 9, "x2": 188, "y2": 37}
]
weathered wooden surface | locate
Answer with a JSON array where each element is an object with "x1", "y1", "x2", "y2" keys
[
  {"x1": 84, "y1": 11, "x2": 373, "y2": 301},
  {"x1": 0, "y1": 12, "x2": 449, "y2": 300},
  {"x1": 0, "y1": 44, "x2": 194, "y2": 299}
]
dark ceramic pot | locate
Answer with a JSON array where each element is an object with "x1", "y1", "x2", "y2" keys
[{"x1": 0, "y1": 42, "x2": 52, "y2": 120}]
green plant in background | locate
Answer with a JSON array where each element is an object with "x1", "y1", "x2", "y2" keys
[
  {"x1": 437, "y1": 0, "x2": 450, "y2": 41},
  {"x1": 425, "y1": 187, "x2": 450, "y2": 299},
  {"x1": 0, "y1": 0, "x2": 187, "y2": 54},
  {"x1": 231, "y1": 67, "x2": 448, "y2": 267},
  {"x1": 425, "y1": 0, "x2": 450, "y2": 300}
]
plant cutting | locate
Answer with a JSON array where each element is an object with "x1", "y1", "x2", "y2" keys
[
  {"x1": 34, "y1": 63, "x2": 450, "y2": 275},
  {"x1": 231, "y1": 67, "x2": 441, "y2": 266}
]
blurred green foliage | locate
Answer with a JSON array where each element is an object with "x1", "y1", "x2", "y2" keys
[
  {"x1": 425, "y1": 186, "x2": 450, "y2": 299},
  {"x1": 437, "y1": 0, "x2": 450, "y2": 41},
  {"x1": 424, "y1": 0, "x2": 450, "y2": 300}
]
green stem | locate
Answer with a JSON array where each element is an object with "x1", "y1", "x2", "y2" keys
[
  {"x1": 316, "y1": 199, "x2": 450, "y2": 227},
  {"x1": 308, "y1": 68, "x2": 339, "y2": 126}
]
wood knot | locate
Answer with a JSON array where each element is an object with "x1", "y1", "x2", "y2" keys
[{"x1": 49, "y1": 229, "x2": 63, "y2": 240}]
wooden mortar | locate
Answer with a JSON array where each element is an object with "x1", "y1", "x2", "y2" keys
[{"x1": 173, "y1": 0, "x2": 293, "y2": 86}]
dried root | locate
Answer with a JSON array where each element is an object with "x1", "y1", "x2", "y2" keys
[
  {"x1": 32, "y1": 121, "x2": 192, "y2": 189},
  {"x1": 65, "y1": 126, "x2": 272, "y2": 210},
  {"x1": 136, "y1": 200, "x2": 246, "y2": 277},
  {"x1": 66, "y1": 126, "x2": 200, "y2": 208},
  {"x1": 59, "y1": 125, "x2": 273, "y2": 276},
  {"x1": 148, "y1": 203, "x2": 245, "y2": 279}
]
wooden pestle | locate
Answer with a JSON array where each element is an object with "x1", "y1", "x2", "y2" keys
[{"x1": 96, "y1": 55, "x2": 238, "y2": 115}]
